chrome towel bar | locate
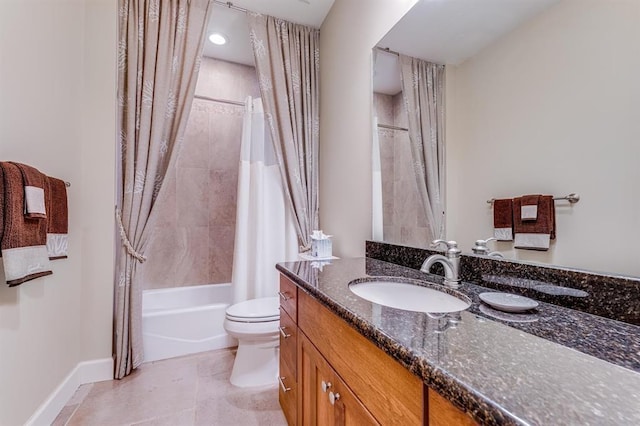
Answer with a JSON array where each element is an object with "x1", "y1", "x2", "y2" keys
[{"x1": 487, "y1": 193, "x2": 580, "y2": 204}]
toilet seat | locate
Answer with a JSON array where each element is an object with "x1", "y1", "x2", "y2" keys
[{"x1": 225, "y1": 296, "x2": 279, "y2": 323}]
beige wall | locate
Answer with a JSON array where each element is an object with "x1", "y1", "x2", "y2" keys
[
  {"x1": 141, "y1": 58, "x2": 259, "y2": 289},
  {"x1": 446, "y1": 0, "x2": 640, "y2": 275},
  {"x1": 0, "y1": 0, "x2": 116, "y2": 423},
  {"x1": 319, "y1": 0, "x2": 417, "y2": 258}
]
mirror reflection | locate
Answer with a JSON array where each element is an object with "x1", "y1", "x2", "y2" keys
[{"x1": 372, "y1": 0, "x2": 640, "y2": 277}]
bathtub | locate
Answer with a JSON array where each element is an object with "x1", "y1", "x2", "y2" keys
[{"x1": 142, "y1": 283, "x2": 237, "y2": 362}]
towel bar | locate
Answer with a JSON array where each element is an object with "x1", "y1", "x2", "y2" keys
[
  {"x1": 487, "y1": 193, "x2": 579, "y2": 204},
  {"x1": 65, "y1": 181, "x2": 71, "y2": 187}
]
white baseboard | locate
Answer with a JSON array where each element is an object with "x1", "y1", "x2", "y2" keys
[{"x1": 26, "y1": 357, "x2": 113, "y2": 426}]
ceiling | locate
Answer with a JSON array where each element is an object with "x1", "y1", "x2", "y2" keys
[
  {"x1": 374, "y1": 0, "x2": 561, "y2": 95},
  {"x1": 202, "y1": 0, "x2": 335, "y2": 66}
]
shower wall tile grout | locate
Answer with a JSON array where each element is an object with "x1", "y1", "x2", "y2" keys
[{"x1": 141, "y1": 57, "x2": 260, "y2": 290}]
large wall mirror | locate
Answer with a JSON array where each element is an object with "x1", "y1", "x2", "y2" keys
[{"x1": 372, "y1": 0, "x2": 640, "y2": 277}]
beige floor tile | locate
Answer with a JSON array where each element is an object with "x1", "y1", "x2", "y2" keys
[
  {"x1": 67, "y1": 355, "x2": 198, "y2": 425},
  {"x1": 196, "y1": 348, "x2": 236, "y2": 378},
  {"x1": 194, "y1": 385, "x2": 286, "y2": 426},
  {"x1": 57, "y1": 349, "x2": 286, "y2": 426},
  {"x1": 51, "y1": 404, "x2": 78, "y2": 426},
  {"x1": 67, "y1": 384, "x2": 93, "y2": 406},
  {"x1": 131, "y1": 408, "x2": 196, "y2": 426}
]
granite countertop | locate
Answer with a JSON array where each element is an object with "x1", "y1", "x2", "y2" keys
[{"x1": 276, "y1": 257, "x2": 640, "y2": 426}]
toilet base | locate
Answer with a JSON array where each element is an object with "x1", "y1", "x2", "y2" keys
[{"x1": 230, "y1": 337, "x2": 280, "y2": 388}]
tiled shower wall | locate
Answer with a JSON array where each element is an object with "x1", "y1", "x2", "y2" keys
[
  {"x1": 142, "y1": 58, "x2": 260, "y2": 289},
  {"x1": 374, "y1": 92, "x2": 430, "y2": 249}
]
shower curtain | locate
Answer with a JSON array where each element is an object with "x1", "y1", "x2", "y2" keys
[
  {"x1": 231, "y1": 97, "x2": 298, "y2": 303},
  {"x1": 399, "y1": 54, "x2": 446, "y2": 242},
  {"x1": 372, "y1": 115, "x2": 384, "y2": 241}
]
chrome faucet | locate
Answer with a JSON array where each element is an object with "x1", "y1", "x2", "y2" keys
[
  {"x1": 472, "y1": 237, "x2": 504, "y2": 258},
  {"x1": 420, "y1": 239, "x2": 461, "y2": 289}
]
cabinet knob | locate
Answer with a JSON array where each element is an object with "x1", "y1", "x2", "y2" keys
[
  {"x1": 279, "y1": 326, "x2": 291, "y2": 338},
  {"x1": 321, "y1": 380, "x2": 332, "y2": 393},
  {"x1": 329, "y1": 391, "x2": 341, "y2": 405}
]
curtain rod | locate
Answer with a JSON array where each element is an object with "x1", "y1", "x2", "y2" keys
[
  {"x1": 378, "y1": 123, "x2": 408, "y2": 132},
  {"x1": 194, "y1": 94, "x2": 245, "y2": 107},
  {"x1": 211, "y1": 1, "x2": 247, "y2": 13},
  {"x1": 375, "y1": 46, "x2": 400, "y2": 57},
  {"x1": 487, "y1": 193, "x2": 581, "y2": 204}
]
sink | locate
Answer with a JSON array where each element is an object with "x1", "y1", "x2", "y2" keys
[{"x1": 349, "y1": 277, "x2": 471, "y2": 313}]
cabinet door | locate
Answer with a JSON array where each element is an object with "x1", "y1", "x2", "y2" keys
[
  {"x1": 331, "y1": 374, "x2": 379, "y2": 426},
  {"x1": 279, "y1": 355, "x2": 297, "y2": 426},
  {"x1": 300, "y1": 333, "x2": 379, "y2": 426},
  {"x1": 428, "y1": 389, "x2": 477, "y2": 426},
  {"x1": 300, "y1": 333, "x2": 334, "y2": 425},
  {"x1": 298, "y1": 291, "x2": 423, "y2": 425}
]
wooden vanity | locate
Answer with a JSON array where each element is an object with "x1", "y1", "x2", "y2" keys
[{"x1": 278, "y1": 274, "x2": 476, "y2": 425}]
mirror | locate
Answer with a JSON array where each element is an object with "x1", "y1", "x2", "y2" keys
[{"x1": 372, "y1": 0, "x2": 640, "y2": 277}]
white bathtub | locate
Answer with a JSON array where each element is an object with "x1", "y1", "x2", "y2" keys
[{"x1": 142, "y1": 283, "x2": 236, "y2": 362}]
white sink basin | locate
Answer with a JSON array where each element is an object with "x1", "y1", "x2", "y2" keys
[{"x1": 349, "y1": 278, "x2": 471, "y2": 313}]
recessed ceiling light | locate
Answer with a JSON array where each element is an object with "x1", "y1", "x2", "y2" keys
[{"x1": 209, "y1": 33, "x2": 227, "y2": 45}]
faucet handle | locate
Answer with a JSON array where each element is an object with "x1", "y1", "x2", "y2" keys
[
  {"x1": 474, "y1": 237, "x2": 496, "y2": 246},
  {"x1": 431, "y1": 240, "x2": 461, "y2": 257},
  {"x1": 431, "y1": 239, "x2": 459, "y2": 250},
  {"x1": 472, "y1": 238, "x2": 498, "y2": 255}
]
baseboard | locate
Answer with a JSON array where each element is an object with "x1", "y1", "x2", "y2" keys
[{"x1": 25, "y1": 357, "x2": 113, "y2": 426}]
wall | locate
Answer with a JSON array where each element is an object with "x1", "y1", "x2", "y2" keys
[
  {"x1": 375, "y1": 92, "x2": 430, "y2": 247},
  {"x1": 445, "y1": 0, "x2": 640, "y2": 276},
  {"x1": 319, "y1": 0, "x2": 418, "y2": 258},
  {"x1": 141, "y1": 58, "x2": 259, "y2": 289},
  {"x1": 0, "y1": 0, "x2": 116, "y2": 424}
]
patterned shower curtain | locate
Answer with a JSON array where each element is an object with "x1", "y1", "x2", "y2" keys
[
  {"x1": 114, "y1": 0, "x2": 212, "y2": 379},
  {"x1": 247, "y1": 13, "x2": 320, "y2": 251},
  {"x1": 399, "y1": 54, "x2": 446, "y2": 242}
]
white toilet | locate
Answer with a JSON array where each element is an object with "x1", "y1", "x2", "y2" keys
[{"x1": 223, "y1": 296, "x2": 280, "y2": 387}]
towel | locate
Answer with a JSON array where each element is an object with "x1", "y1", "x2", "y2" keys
[
  {"x1": 493, "y1": 198, "x2": 513, "y2": 241},
  {"x1": 10, "y1": 162, "x2": 47, "y2": 219},
  {"x1": 513, "y1": 195, "x2": 555, "y2": 251},
  {"x1": 0, "y1": 162, "x2": 52, "y2": 286},
  {"x1": 45, "y1": 176, "x2": 69, "y2": 259},
  {"x1": 0, "y1": 165, "x2": 4, "y2": 253},
  {"x1": 520, "y1": 194, "x2": 540, "y2": 221}
]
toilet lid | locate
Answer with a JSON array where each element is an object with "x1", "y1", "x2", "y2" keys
[{"x1": 226, "y1": 296, "x2": 280, "y2": 322}]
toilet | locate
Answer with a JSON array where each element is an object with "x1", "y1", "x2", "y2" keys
[{"x1": 223, "y1": 296, "x2": 280, "y2": 387}]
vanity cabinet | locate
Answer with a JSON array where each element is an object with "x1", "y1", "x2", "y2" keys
[{"x1": 278, "y1": 274, "x2": 476, "y2": 426}]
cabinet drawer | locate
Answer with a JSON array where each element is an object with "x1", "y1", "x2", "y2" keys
[
  {"x1": 279, "y1": 354, "x2": 297, "y2": 426},
  {"x1": 280, "y1": 308, "x2": 297, "y2": 377},
  {"x1": 279, "y1": 275, "x2": 298, "y2": 321}
]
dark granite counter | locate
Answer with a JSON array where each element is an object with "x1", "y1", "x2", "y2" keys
[{"x1": 276, "y1": 257, "x2": 640, "y2": 426}]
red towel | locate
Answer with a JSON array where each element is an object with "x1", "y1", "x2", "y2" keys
[
  {"x1": 493, "y1": 198, "x2": 513, "y2": 241},
  {"x1": 45, "y1": 176, "x2": 69, "y2": 260},
  {"x1": 0, "y1": 165, "x2": 4, "y2": 250},
  {"x1": 0, "y1": 162, "x2": 52, "y2": 286},
  {"x1": 513, "y1": 195, "x2": 556, "y2": 250}
]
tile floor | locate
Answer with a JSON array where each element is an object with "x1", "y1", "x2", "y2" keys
[{"x1": 53, "y1": 348, "x2": 287, "y2": 426}]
